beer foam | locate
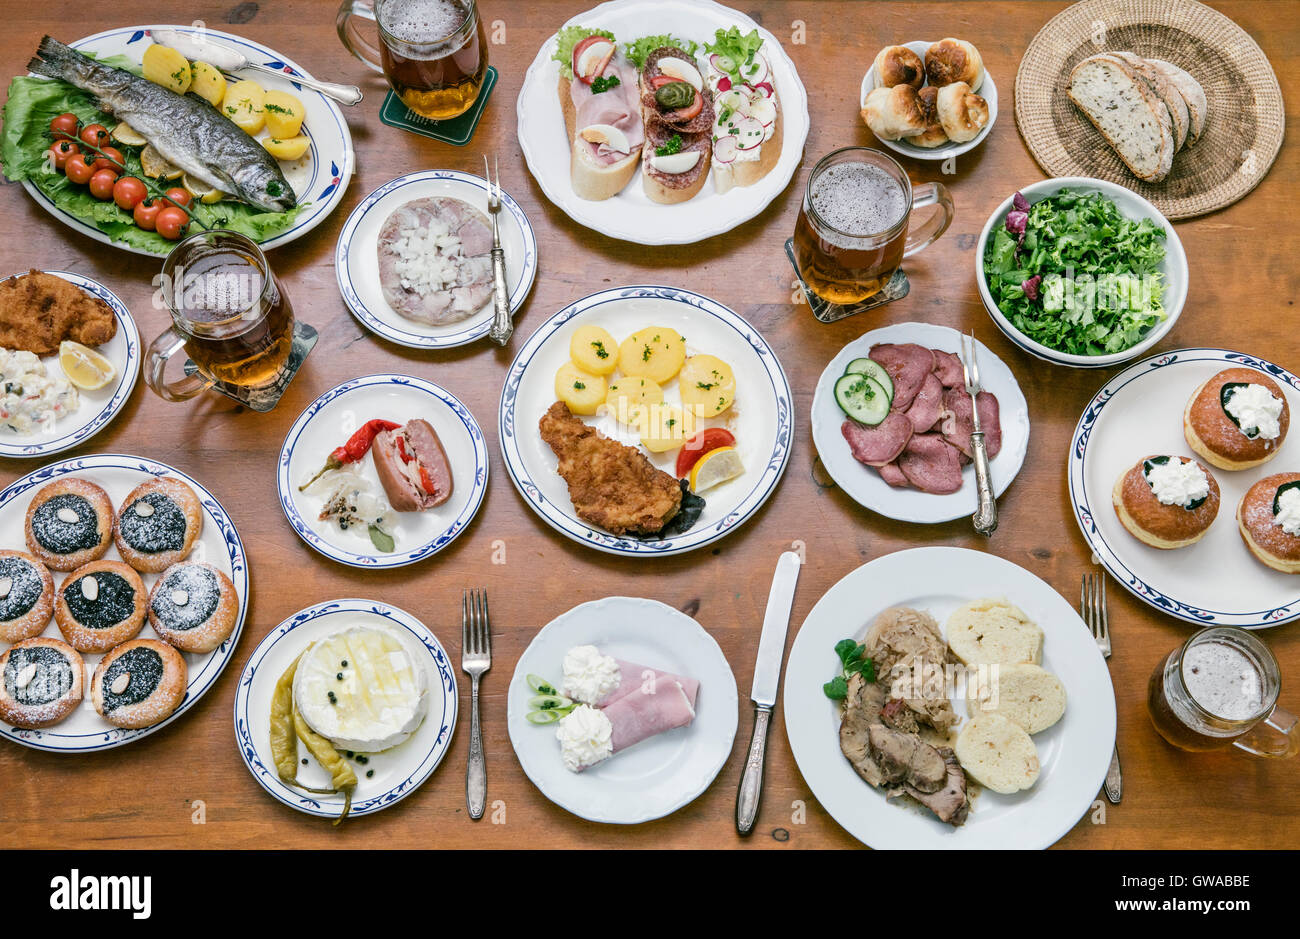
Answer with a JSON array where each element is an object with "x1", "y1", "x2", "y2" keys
[
  {"x1": 1183, "y1": 641, "x2": 1265, "y2": 722},
  {"x1": 380, "y1": 0, "x2": 468, "y2": 43},
  {"x1": 810, "y1": 163, "x2": 907, "y2": 238}
]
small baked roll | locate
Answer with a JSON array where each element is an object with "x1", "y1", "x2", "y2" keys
[
  {"x1": 113, "y1": 478, "x2": 203, "y2": 574},
  {"x1": 911, "y1": 86, "x2": 949, "y2": 148},
  {"x1": 0, "y1": 550, "x2": 55, "y2": 643},
  {"x1": 1185, "y1": 369, "x2": 1290, "y2": 470},
  {"x1": 24, "y1": 478, "x2": 113, "y2": 572},
  {"x1": 936, "y1": 81, "x2": 989, "y2": 143},
  {"x1": 873, "y1": 45, "x2": 925, "y2": 89},
  {"x1": 54, "y1": 560, "x2": 146, "y2": 653},
  {"x1": 1238, "y1": 473, "x2": 1300, "y2": 574},
  {"x1": 925, "y1": 38, "x2": 984, "y2": 90},
  {"x1": 148, "y1": 562, "x2": 238, "y2": 654},
  {"x1": 861, "y1": 85, "x2": 928, "y2": 140},
  {"x1": 1112, "y1": 455, "x2": 1220, "y2": 549},
  {"x1": 91, "y1": 638, "x2": 187, "y2": 729},
  {"x1": 0, "y1": 636, "x2": 84, "y2": 729}
]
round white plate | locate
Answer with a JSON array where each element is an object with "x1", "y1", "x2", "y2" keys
[
  {"x1": 233, "y1": 599, "x2": 457, "y2": 819},
  {"x1": 516, "y1": 0, "x2": 810, "y2": 245},
  {"x1": 0, "y1": 454, "x2": 248, "y2": 753},
  {"x1": 507, "y1": 596, "x2": 737, "y2": 824},
  {"x1": 784, "y1": 547, "x2": 1115, "y2": 850},
  {"x1": 499, "y1": 285, "x2": 792, "y2": 556},
  {"x1": 1070, "y1": 348, "x2": 1300, "y2": 628},
  {"x1": 858, "y1": 40, "x2": 998, "y2": 161},
  {"x1": 22, "y1": 25, "x2": 352, "y2": 257},
  {"x1": 811, "y1": 322, "x2": 1030, "y2": 523},
  {"x1": 278, "y1": 375, "x2": 488, "y2": 569},
  {"x1": 0, "y1": 270, "x2": 139, "y2": 458},
  {"x1": 335, "y1": 170, "x2": 538, "y2": 349}
]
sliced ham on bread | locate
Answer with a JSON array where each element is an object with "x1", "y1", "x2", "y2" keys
[
  {"x1": 560, "y1": 59, "x2": 645, "y2": 201},
  {"x1": 1067, "y1": 53, "x2": 1175, "y2": 181}
]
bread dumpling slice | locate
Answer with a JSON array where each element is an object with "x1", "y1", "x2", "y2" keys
[
  {"x1": 946, "y1": 598, "x2": 1043, "y2": 665},
  {"x1": 967, "y1": 663, "x2": 1066, "y2": 734},
  {"x1": 955, "y1": 713, "x2": 1041, "y2": 794}
]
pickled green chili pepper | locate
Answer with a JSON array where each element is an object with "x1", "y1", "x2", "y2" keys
[
  {"x1": 294, "y1": 704, "x2": 357, "y2": 826},
  {"x1": 269, "y1": 654, "x2": 334, "y2": 795}
]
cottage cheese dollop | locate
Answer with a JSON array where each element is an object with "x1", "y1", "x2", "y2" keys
[
  {"x1": 1225, "y1": 383, "x2": 1283, "y2": 440},
  {"x1": 555, "y1": 704, "x2": 613, "y2": 772},
  {"x1": 1145, "y1": 458, "x2": 1210, "y2": 508},
  {"x1": 561, "y1": 644, "x2": 621, "y2": 706}
]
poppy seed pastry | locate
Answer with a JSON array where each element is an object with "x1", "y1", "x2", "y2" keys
[
  {"x1": 147, "y1": 562, "x2": 238, "y2": 653},
  {"x1": 1184, "y1": 369, "x2": 1290, "y2": 470},
  {"x1": 1237, "y1": 473, "x2": 1300, "y2": 574},
  {"x1": 0, "y1": 550, "x2": 55, "y2": 643},
  {"x1": 91, "y1": 638, "x2": 187, "y2": 729},
  {"x1": 1112, "y1": 455, "x2": 1220, "y2": 549},
  {"x1": 54, "y1": 560, "x2": 146, "y2": 653},
  {"x1": 0, "y1": 636, "x2": 84, "y2": 728},
  {"x1": 113, "y1": 477, "x2": 203, "y2": 574},
  {"x1": 24, "y1": 477, "x2": 113, "y2": 571}
]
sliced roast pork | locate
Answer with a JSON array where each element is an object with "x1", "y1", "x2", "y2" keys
[
  {"x1": 868, "y1": 343, "x2": 935, "y2": 410},
  {"x1": 841, "y1": 412, "x2": 912, "y2": 467},
  {"x1": 939, "y1": 389, "x2": 1002, "y2": 459},
  {"x1": 867, "y1": 724, "x2": 948, "y2": 793},
  {"x1": 838, "y1": 673, "x2": 888, "y2": 788},
  {"x1": 904, "y1": 372, "x2": 945, "y2": 434},
  {"x1": 903, "y1": 748, "x2": 970, "y2": 826},
  {"x1": 898, "y1": 433, "x2": 964, "y2": 494}
]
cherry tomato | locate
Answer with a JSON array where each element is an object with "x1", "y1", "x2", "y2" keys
[
  {"x1": 46, "y1": 139, "x2": 79, "y2": 171},
  {"x1": 88, "y1": 168, "x2": 119, "y2": 200},
  {"x1": 49, "y1": 112, "x2": 80, "y2": 142},
  {"x1": 163, "y1": 187, "x2": 193, "y2": 208},
  {"x1": 133, "y1": 197, "x2": 162, "y2": 231},
  {"x1": 79, "y1": 123, "x2": 110, "y2": 149},
  {"x1": 155, "y1": 206, "x2": 190, "y2": 241},
  {"x1": 64, "y1": 153, "x2": 95, "y2": 185},
  {"x1": 91, "y1": 146, "x2": 125, "y2": 173},
  {"x1": 675, "y1": 428, "x2": 737, "y2": 478},
  {"x1": 112, "y1": 176, "x2": 148, "y2": 211}
]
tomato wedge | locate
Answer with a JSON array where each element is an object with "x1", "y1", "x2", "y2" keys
[
  {"x1": 572, "y1": 35, "x2": 616, "y2": 84},
  {"x1": 675, "y1": 428, "x2": 736, "y2": 478},
  {"x1": 649, "y1": 77, "x2": 703, "y2": 121}
]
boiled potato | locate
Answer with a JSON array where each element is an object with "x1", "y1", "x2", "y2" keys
[
  {"x1": 569, "y1": 325, "x2": 618, "y2": 376},
  {"x1": 262, "y1": 90, "x2": 306, "y2": 138},
  {"x1": 678, "y1": 354, "x2": 736, "y2": 418},
  {"x1": 635, "y1": 404, "x2": 696, "y2": 453},
  {"x1": 222, "y1": 80, "x2": 266, "y2": 134},
  {"x1": 555, "y1": 361, "x2": 607, "y2": 416},
  {"x1": 142, "y1": 44, "x2": 192, "y2": 95},
  {"x1": 617, "y1": 327, "x2": 686, "y2": 383},
  {"x1": 190, "y1": 60, "x2": 227, "y2": 107},
  {"x1": 605, "y1": 376, "x2": 663, "y2": 423},
  {"x1": 263, "y1": 135, "x2": 311, "y2": 161}
]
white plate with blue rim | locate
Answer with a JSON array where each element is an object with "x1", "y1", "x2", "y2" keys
[
  {"x1": 20, "y1": 25, "x2": 352, "y2": 257},
  {"x1": 0, "y1": 453, "x2": 248, "y2": 752},
  {"x1": 1070, "y1": 348, "x2": 1300, "y2": 628},
  {"x1": 506, "y1": 596, "x2": 737, "y2": 824},
  {"x1": 335, "y1": 170, "x2": 538, "y2": 349},
  {"x1": 233, "y1": 598, "x2": 457, "y2": 820},
  {"x1": 499, "y1": 285, "x2": 793, "y2": 556},
  {"x1": 0, "y1": 270, "x2": 139, "y2": 459},
  {"x1": 278, "y1": 374, "x2": 488, "y2": 569}
]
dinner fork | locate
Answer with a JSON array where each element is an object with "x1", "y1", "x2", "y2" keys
[
  {"x1": 1081, "y1": 573, "x2": 1123, "y2": 804},
  {"x1": 483, "y1": 155, "x2": 513, "y2": 347},
  {"x1": 960, "y1": 333, "x2": 998, "y2": 536},
  {"x1": 462, "y1": 588, "x2": 492, "y2": 820}
]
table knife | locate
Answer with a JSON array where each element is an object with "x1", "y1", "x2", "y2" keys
[{"x1": 736, "y1": 550, "x2": 801, "y2": 836}]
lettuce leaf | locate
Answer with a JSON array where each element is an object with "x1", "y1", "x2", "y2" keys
[
  {"x1": 623, "y1": 34, "x2": 698, "y2": 69},
  {"x1": 552, "y1": 25, "x2": 615, "y2": 80},
  {"x1": 703, "y1": 26, "x2": 764, "y2": 76}
]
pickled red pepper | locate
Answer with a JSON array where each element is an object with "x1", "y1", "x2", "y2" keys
[{"x1": 298, "y1": 419, "x2": 400, "y2": 490}]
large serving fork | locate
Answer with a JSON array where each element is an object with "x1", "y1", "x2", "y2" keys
[
  {"x1": 959, "y1": 333, "x2": 997, "y2": 536},
  {"x1": 1081, "y1": 573, "x2": 1122, "y2": 804},
  {"x1": 462, "y1": 588, "x2": 492, "y2": 820},
  {"x1": 484, "y1": 155, "x2": 513, "y2": 347}
]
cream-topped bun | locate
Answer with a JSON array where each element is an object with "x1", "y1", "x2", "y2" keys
[
  {"x1": 0, "y1": 636, "x2": 83, "y2": 729},
  {"x1": 1112, "y1": 455, "x2": 1220, "y2": 549},
  {"x1": 946, "y1": 598, "x2": 1043, "y2": 665},
  {"x1": 1238, "y1": 472, "x2": 1300, "y2": 574},
  {"x1": 91, "y1": 638, "x2": 187, "y2": 729},
  {"x1": 0, "y1": 550, "x2": 55, "y2": 643},
  {"x1": 1185, "y1": 369, "x2": 1290, "y2": 470}
]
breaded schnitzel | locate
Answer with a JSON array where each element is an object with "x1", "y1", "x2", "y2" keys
[
  {"x1": 0, "y1": 270, "x2": 117, "y2": 356},
  {"x1": 539, "y1": 401, "x2": 682, "y2": 536}
]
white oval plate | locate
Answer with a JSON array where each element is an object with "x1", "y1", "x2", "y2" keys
[
  {"x1": 500, "y1": 285, "x2": 793, "y2": 556},
  {"x1": 233, "y1": 599, "x2": 457, "y2": 819},
  {"x1": 811, "y1": 322, "x2": 1030, "y2": 524},
  {"x1": 22, "y1": 25, "x2": 352, "y2": 256},
  {"x1": 278, "y1": 375, "x2": 488, "y2": 569},
  {"x1": 1070, "y1": 348, "x2": 1300, "y2": 628},
  {"x1": 507, "y1": 596, "x2": 737, "y2": 824},
  {"x1": 784, "y1": 547, "x2": 1115, "y2": 850},
  {"x1": 0, "y1": 270, "x2": 139, "y2": 458},
  {"x1": 335, "y1": 170, "x2": 538, "y2": 349},
  {"x1": 516, "y1": 0, "x2": 810, "y2": 245},
  {"x1": 0, "y1": 454, "x2": 248, "y2": 753},
  {"x1": 858, "y1": 40, "x2": 997, "y2": 161}
]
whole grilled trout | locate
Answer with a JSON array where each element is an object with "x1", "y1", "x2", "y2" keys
[{"x1": 28, "y1": 36, "x2": 296, "y2": 212}]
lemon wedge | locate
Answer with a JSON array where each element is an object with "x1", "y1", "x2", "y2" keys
[
  {"x1": 183, "y1": 174, "x2": 226, "y2": 205},
  {"x1": 689, "y1": 446, "x2": 744, "y2": 493},
  {"x1": 58, "y1": 341, "x2": 116, "y2": 391}
]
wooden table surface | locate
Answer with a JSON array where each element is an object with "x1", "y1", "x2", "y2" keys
[{"x1": 2, "y1": 0, "x2": 1296, "y2": 850}]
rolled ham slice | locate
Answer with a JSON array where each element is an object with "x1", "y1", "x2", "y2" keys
[
  {"x1": 605, "y1": 675, "x2": 697, "y2": 755},
  {"x1": 605, "y1": 660, "x2": 700, "y2": 710}
]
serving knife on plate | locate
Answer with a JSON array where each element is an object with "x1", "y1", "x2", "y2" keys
[{"x1": 736, "y1": 550, "x2": 801, "y2": 836}]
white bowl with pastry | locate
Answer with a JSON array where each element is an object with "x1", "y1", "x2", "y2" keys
[{"x1": 860, "y1": 39, "x2": 997, "y2": 161}]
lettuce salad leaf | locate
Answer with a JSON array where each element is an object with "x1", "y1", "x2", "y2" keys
[
  {"x1": 552, "y1": 25, "x2": 615, "y2": 80},
  {"x1": 703, "y1": 26, "x2": 764, "y2": 79},
  {"x1": 623, "y1": 34, "x2": 699, "y2": 68}
]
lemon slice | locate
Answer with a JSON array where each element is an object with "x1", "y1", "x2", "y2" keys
[
  {"x1": 58, "y1": 341, "x2": 116, "y2": 390},
  {"x1": 182, "y1": 174, "x2": 226, "y2": 205},
  {"x1": 111, "y1": 122, "x2": 147, "y2": 146},
  {"x1": 689, "y1": 446, "x2": 744, "y2": 493}
]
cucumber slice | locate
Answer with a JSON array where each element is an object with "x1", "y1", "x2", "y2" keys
[
  {"x1": 843, "y1": 358, "x2": 893, "y2": 403},
  {"x1": 525, "y1": 710, "x2": 561, "y2": 725},
  {"x1": 526, "y1": 674, "x2": 559, "y2": 695},
  {"x1": 834, "y1": 374, "x2": 891, "y2": 426}
]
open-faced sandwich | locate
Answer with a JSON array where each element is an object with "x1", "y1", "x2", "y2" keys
[
  {"x1": 628, "y1": 36, "x2": 713, "y2": 205},
  {"x1": 703, "y1": 27, "x2": 781, "y2": 194},
  {"x1": 554, "y1": 26, "x2": 645, "y2": 201}
]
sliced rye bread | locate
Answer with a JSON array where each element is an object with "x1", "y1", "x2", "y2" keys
[
  {"x1": 1067, "y1": 53, "x2": 1175, "y2": 181},
  {"x1": 1146, "y1": 58, "x2": 1209, "y2": 146},
  {"x1": 1111, "y1": 50, "x2": 1189, "y2": 152}
]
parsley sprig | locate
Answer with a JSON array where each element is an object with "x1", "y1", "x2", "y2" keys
[{"x1": 823, "y1": 639, "x2": 875, "y2": 700}]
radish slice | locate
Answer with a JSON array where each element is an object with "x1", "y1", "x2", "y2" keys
[
  {"x1": 713, "y1": 135, "x2": 739, "y2": 163},
  {"x1": 717, "y1": 89, "x2": 749, "y2": 117},
  {"x1": 740, "y1": 53, "x2": 769, "y2": 87},
  {"x1": 750, "y1": 80, "x2": 775, "y2": 98},
  {"x1": 748, "y1": 97, "x2": 776, "y2": 127},
  {"x1": 735, "y1": 116, "x2": 764, "y2": 149},
  {"x1": 716, "y1": 75, "x2": 732, "y2": 93}
]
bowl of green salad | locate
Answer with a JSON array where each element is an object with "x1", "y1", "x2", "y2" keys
[{"x1": 977, "y1": 177, "x2": 1187, "y2": 368}]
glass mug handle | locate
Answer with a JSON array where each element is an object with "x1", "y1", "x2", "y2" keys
[
  {"x1": 902, "y1": 181, "x2": 955, "y2": 259},
  {"x1": 1234, "y1": 704, "x2": 1299, "y2": 758},
  {"x1": 337, "y1": 0, "x2": 386, "y2": 73},
  {"x1": 146, "y1": 326, "x2": 212, "y2": 403}
]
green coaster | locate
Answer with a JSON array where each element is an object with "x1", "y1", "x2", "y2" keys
[{"x1": 379, "y1": 66, "x2": 497, "y2": 146}]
